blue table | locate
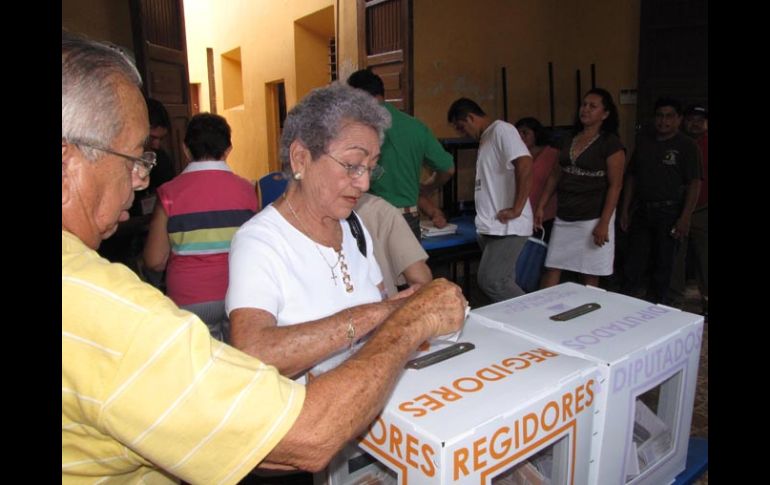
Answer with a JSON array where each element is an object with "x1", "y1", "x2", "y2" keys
[
  {"x1": 673, "y1": 437, "x2": 708, "y2": 485},
  {"x1": 421, "y1": 215, "x2": 480, "y2": 294}
]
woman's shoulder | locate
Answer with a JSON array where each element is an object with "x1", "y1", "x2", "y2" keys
[{"x1": 237, "y1": 206, "x2": 285, "y2": 237}]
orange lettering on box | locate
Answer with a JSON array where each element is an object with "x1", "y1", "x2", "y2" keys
[
  {"x1": 523, "y1": 412, "x2": 539, "y2": 445},
  {"x1": 535, "y1": 348, "x2": 559, "y2": 358},
  {"x1": 420, "y1": 444, "x2": 437, "y2": 477},
  {"x1": 519, "y1": 351, "x2": 545, "y2": 363},
  {"x1": 414, "y1": 393, "x2": 445, "y2": 411},
  {"x1": 405, "y1": 433, "x2": 420, "y2": 469},
  {"x1": 454, "y1": 377, "x2": 484, "y2": 393},
  {"x1": 585, "y1": 379, "x2": 595, "y2": 407},
  {"x1": 433, "y1": 386, "x2": 463, "y2": 402},
  {"x1": 490, "y1": 426, "x2": 512, "y2": 460},
  {"x1": 477, "y1": 367, "x2": 508, "y2": 382},
  {"x1": 389, "y1": 424, "x2": 404, "y2": 459},
  {"x1": 473, "y1": 436, "x2": 488, "y2": 471},
  {"x1": 398, "y1": 400, "x2": 428, "y2": 418},
  {"x1": 368, "y1": 417, "x2": 387, "y2": 446},
  {"x1": 562, "y1": 391, "x2": 574, "y2": 420},
  {"x1": 501, "y1": 357, "x2": 531, "y2": 370},
  {"x1": 454, "y1": 447, "x2": 470, "y2": 480},
  {"x1": 541, "y1": 400, "x2": 560, "y2": 432},
  {"x1": 575, "y1": 384, "x2": 586, "y2": 413}
]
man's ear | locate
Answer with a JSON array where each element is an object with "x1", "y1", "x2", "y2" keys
[
  {"x1": 222, "y1": 146, "x2": 233, "y2": 160},
  {"x1": 182, "y1": 145, "x2": 192, "y2": 161},
  {"x1": 62, "y1": 141, "x2": 77, "y2": 205},
  {"x1": 289, "y1": 140, "x2": 311, "y2": 177}
]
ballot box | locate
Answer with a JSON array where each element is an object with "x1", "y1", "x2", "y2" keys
[
  {"x1": 328, "y1": 316, "x2": 601, "y2": 485},
  {"x1": 470, "y1": 283, "x2": 704, "y2": 485}
]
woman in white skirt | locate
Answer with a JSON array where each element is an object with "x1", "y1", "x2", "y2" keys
[{"x1": 534, "y1": 88, "x2": 626, "y2": 288}]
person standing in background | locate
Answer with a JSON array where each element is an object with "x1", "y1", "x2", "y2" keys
[
  {"x1": 130, "y1": 97, "x2": 176, "y2": 216},
  {"x1": 669, "y1": 104, "x2": 708, "y2": 315},
  {"x1": 447, "y1": 97, "x2": 533, "y2": 302},
  {"x1": 348, "y1": 69, "x2": 455, "y2": 239},
  {"x1": 620, "y1": 97, "x2": 702, "y2": 304},
  {"x1": 515, "y1": 117, "x2": 559, "y2": 241},
  {"x1": 355, "y1": 192, "x2": 432, "y2": 298},
  {"x1": 143, "y1": 113, "x2": 258, "y2": 341},
  {"x1": 535, "y1": 89, "x2": 626, "y2": 289}
]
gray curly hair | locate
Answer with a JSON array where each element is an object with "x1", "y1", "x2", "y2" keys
[
  {"x1": 279, "y1": 82, "x2": 391, "y2": 174},
  {"x1": 62, "y1": 30, "x2": 143, "y2": 161}
]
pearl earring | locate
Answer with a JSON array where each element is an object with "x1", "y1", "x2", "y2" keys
[{"x1": 293, "y1": 172, "x2": 302, "y2": 180}]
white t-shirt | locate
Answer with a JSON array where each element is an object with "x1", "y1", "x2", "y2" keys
[
  {"x1": 474, "y1": 120, "x2": 534, "y2": 236},
  {"x1": 226, "y1": 206, "x2": 383, "y2": 378}
]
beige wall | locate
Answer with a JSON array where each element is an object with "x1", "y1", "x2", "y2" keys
[
  {"x1": 62, "y1": 0, "x2": 133, "y2": 54},
  {"x1": 184, "y1": 0, "x2": 640, "y2": 180},
  {"x1": 413, "y1": 0, "x2": 640, "y2": 150},
  {"x1": 184, "y1": 0, "x2": 335, "y2": 181}
]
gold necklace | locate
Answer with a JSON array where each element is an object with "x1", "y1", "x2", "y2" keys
[
  {"x1": 569, "y1": 132, "x2": 601, "y2": 163},
  {"x1": 283, "y1": 194, "x2": 354, "y2": 293}
]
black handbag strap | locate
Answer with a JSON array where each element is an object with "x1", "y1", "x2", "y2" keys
[{"x1": 346, "y1": 211, "x2": 367, "y2": 257}]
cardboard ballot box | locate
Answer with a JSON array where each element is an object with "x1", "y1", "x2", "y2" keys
[
  {"x1": 470, "y1": 283, "x2": 704, "y2": 485},
  {"x1": 330, "y1": 317, "x2": 601, "y2": 485}
]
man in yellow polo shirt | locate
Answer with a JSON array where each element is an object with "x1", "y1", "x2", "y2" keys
[{"x1": 62, "y1": 30, "x2": 466, "y2": 484}]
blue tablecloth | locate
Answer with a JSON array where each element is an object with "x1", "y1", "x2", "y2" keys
[
  {"x1": 421, "y1": 215, "x2": 477, "y2": 251},
  {"x1": 673, "y1": 437, "x2": 708, "y2": 485}
]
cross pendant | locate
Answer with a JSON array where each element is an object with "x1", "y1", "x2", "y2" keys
[{"x1": 330, "y1": 268, "x2": 338, "y2": 285}]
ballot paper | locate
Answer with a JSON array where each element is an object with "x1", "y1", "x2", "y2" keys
[{"x1": 420, "y1": 220, "x2": 458, "y2": 237}]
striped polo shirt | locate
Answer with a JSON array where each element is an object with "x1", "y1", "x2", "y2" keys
[
  {"x1": 62, "y1": 230, "x2": 304, "y2": 484},
  {"x1": 157, "y1": 161, "x2": 257, "y2": 306}
]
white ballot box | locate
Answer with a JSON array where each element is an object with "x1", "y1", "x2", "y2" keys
[
  {"x1": 329, "y1": 317, "x2": 601, "y2": 485},
  {"x1": 470, "y1": 283, "x2": 704, "y2": 485}
]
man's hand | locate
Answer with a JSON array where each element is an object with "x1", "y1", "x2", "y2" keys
[
  {"x1": 496, "y1": 207, "x2": 522, "y2": 224},
  {"x1": 672, "y1": 216, "x2": 691, "y2": 240},
  {"x1": 432, "y1": 210, "x2": 448, "y2": 228}
]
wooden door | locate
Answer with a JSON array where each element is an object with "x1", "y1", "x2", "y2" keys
[
  {"x1": 636, "y1": 0, "x2": 707, "y2": 133},
  {"x1": 357, "y1": 0, "x2": 413, "y2": 114},
  {"x1": 130, "y1": 0, "x2": 192, "y2": 174}
]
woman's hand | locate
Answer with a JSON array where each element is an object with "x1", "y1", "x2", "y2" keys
[
  {"x1": 389, "y1": 285, "x2": 419, "y2": 300},
  {"x1": 592, "y1": 221, "x2": 610, "y2": 247},
  {"x1": 533, "y1": 207, "x2": 544, "y2": 230}
]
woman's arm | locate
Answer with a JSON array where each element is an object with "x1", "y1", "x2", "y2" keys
[
  {"x1": 142, "y1": 203, "x2": 171, "y2": 272},
  {"x1": 229, "y1": 298, "x2": 405, "y2": 378},
  {"x1": 535, "y1": 162, "x2": 562, "y2": 228},
  {"x1": 592, "y1": 149, "x2": 626, "y2": 246}
]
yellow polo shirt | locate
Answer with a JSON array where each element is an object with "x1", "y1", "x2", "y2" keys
[{"x1": 62, "y1": 230, "x2": 304, "y2": 484}]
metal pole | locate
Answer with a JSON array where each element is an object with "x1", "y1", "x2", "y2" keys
[
  {"x1": 501, "y1": 67, "x2": 508, "y2": 122},
  {"x1": 548, "y1": 62, "x2": 555, "y2": 128}
]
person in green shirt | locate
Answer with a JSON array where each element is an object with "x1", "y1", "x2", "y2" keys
[{"x1": 348, "y1": 69, "x2": 455, "y2": 239}]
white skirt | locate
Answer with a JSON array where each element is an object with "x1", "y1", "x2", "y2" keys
[{"x1": 545, "y1": 213, "x2": 615, "y2": 276}]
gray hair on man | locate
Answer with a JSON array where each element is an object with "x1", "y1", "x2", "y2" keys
[
  {"x1": 279, "y1": 81, "x2": 391, "y2": 174},
  {"x1": 62, "y1": 30, "x2": 143, "y2": 161}
]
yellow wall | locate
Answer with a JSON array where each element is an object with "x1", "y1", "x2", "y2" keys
[
  {"x1": 294, "y1": 7, "x2": 335, "y2": 100},
  {"x1": 184, "y1": 0, "x2": 335, "y2": 182},
  {"x1": 337, "y1": 0, "x2": 359, "y2": 81},
  {"x1": 413, "y1": 0, "x2": 640, "y2": 150}
]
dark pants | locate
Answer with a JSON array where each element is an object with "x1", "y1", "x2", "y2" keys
[
  {"x1": 403, "y1": 212, "x2": 421, "y2": 241},
  {"x1": 622, "y1": 204, "x2": 681, "y2": 304}
]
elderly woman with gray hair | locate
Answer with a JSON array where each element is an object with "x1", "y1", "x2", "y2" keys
[{"x1": 225, "y1": 82, "x2": 423, "y2": 382}]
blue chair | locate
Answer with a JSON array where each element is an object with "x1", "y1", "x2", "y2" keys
[{"x1": 257, "y1": 171, "x2": 288, "y2": 208}]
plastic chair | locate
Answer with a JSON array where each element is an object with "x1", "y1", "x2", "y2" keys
[{"x1": 257, "y1": 171, "x2": 288, "y2": 208}]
